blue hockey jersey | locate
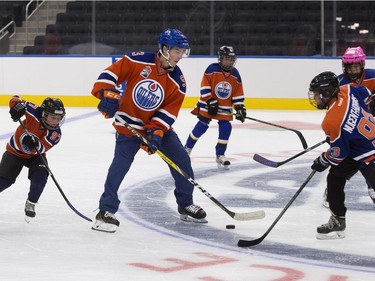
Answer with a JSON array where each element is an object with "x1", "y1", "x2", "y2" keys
[{"x1": 322, "y1": 84, "x2": 375, "y2": 165}]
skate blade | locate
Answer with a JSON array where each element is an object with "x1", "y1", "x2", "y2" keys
[
  {"x1": 316, "y1": 231, "x2": 345, "y2": 240},
  {"x1": 91, "y1": 220, "x2": 118, "y2": 233},
  {"x1": 368, "y1": 189, "x2": 375, "y2": 203},
  {"x1": 217, "y1": 163, "x2": 230, "y2": 170},
  {"x1": 179, "y1": 214, "x2": 208, "y2": 223},
  {"x1": 25, "y1": 216, "x2": 33, "y2": 223}
]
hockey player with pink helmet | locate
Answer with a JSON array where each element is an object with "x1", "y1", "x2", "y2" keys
[
  {"x1": 321, "y1": 46, "x2": 375, "y2": 208},
  {"x1": 341, "y1": 46, "x2": 368, "y2": 83}
]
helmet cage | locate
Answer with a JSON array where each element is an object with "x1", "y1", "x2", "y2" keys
[
  {"x1": 218, "y1": 46, "x2": 236, "y2": 72},
  {"x1": 158, "y1": 28, "x2": 190, "y2": 57},
  {"x1": 41, "y1": 98, "x2": 66, "y2": 130}
]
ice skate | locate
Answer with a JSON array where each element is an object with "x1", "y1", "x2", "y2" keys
[
  {"x1": 92, "y1": 210, "x2": 120, "y2": 233},
  {"x1": 24, "y1": 200, "x2": 36, "y2": 223},
  {"x1": 216, "y1": 155, "x2": 231, "y2": 170},
  {"x1": 184, "y1": 146, "x2": 192, "y2": 156},
  {"x1": 368, "y1": 188, "x2": 375, "y2": 203},
  {"x1": 178, "y1": 204, "x2": 207, "y2": 223},
  {"x1": 322, "y1": 188, "x2": 329, "y2": 208},
  {"x1": 316, "y1": 215, "x2": 346, "y2": 240}
]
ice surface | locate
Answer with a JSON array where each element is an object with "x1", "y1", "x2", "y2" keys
[{"x1": 1, "y1": 107, "x2": 374, "y2": 281}]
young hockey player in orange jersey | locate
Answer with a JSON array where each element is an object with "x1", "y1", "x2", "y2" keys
[
  {"x1": 322, "y1": 47, "x2": 375, "y2": 207},
  {"x1": 309, "y1": 71, "x2": 375, "y2": 239},
  {"x1": 0, "y1": 96, "x2": 65, "y2": 222},
  {"x1": 91, "y1": 28, "x2": 207, "y2": 233},
  {"x1": 184, "y1": 46, "x2": 246, "y2": 169}
]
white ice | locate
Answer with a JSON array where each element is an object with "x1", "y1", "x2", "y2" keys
[{"x1": 0, "y1": 107, "x2": 374, "y2": 281}]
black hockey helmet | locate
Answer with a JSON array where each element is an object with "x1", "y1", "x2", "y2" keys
[
  {"x1": 41, "y1": 97, "x2": 66, "y2": 130},
  {"x1": 308, "y1": 71, "x2": 339, "y2": 110},
  {"x1": 218, "y1": 45, "x2": 236, "y2": 72}
]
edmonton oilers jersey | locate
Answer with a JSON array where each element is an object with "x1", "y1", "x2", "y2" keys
[
  {"x1": 322, "y1": 84, "x2": 375, "y2": 164},
  {"x1": 91, "y1": 52, "x2": 187, "y2": 136},
  {"x1": 7, "y1": 96, "x2": 62, "y2": 159},
  {"x1": 194, "y1": 63, "x2": 245, "y2": 121}
]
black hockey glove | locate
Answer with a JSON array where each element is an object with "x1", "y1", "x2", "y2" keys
[
  {"x1": 234, "y1": 105, "x2": 246, "y2": 123},
  {"x1": 206, "y1": 98, "x2": 218, "y2": 116},
  {"x1": 140, "y1": 128, "x2": 164, "y2": 155},
  {"x1": 98, "y1": 88, "x2": 121, "y2": 118},
  {"x1": 22, "y1": 135, "x2": 39, "y2": 151},
  {"x1": 9, "y1": 101, "x2": 26, "y2": 122},
  {"x1": 311, "y1": 153, "x2": 330, "y2": 172}
]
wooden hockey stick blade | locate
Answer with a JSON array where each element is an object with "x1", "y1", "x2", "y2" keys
[
  {"x1": 237, "y1": 170, "x2": 316, "y2": 247},
  {"x1": 253, "y1": 138, "x2": 328, "y2": 168},
  {"x1": 232, "y1": 210, "x2": 265, "y2": 221}
]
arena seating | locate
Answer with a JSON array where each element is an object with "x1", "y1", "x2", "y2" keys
[
  {"x1": 0, "y1": 1, "x2": 33, "y2": 34},
  {"x1": 22, "y1": 1, "x2": 375, "y2": 56}
]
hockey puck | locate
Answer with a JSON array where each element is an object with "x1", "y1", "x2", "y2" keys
[{"x1": 226, "y1": 224, "x2": 235, "y2": 229}]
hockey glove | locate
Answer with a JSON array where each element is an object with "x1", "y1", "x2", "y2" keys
[
  {"x1": 234, "y1": 105, "x2": 246, "y2": 123},
  {"x1": 206, "y1": 98, "x2": 218, "y2": 116},
  {"x1": 22, "y1": 135, "x2": 39, "y2": 151},
  {"x1": 140, "y1": 128, "x2": 164, "y2": 155},
  {"x1": 98, "y1": 89, "x2": 121, "y2": 118},
  {"x1": 9, "y1": 101, "x2": 26, "y2": 122},
  {"x1": 311, "y1": 152, "x2": 330, "y2": 172}
]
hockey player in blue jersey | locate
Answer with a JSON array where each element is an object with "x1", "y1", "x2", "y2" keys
[
  {"x1": 322, "y1": 47, "x2": 375, "y2": 207},
  {"x1": 309, "y1": 71, "x2": 375, "y2": 239}
]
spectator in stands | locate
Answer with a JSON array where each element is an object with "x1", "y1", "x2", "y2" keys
[{"x1": 43, "y1": 34, "x2": 61, "y2": 54}]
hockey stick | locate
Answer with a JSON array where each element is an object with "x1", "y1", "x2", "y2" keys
[
  {"x1": 253, "y1": 138, "x2": 328, "y2": 168},
  {"x1": 219, "y1": 110, "x2": 308, "y2": 149},
  {"x1": 237, "y1": 170, "x2": 316, "y2": 247},
  {"x1": 115, "y1": 113, "x2": 265, "y2": 221},
  {"x1": 19, "y1": 120, "x2": 92, "y2": 222},
  {"x1": 244, "y1": 116, "x2": 308, "y2": 149}
]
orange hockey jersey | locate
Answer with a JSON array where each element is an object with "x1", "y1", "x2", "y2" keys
[
  {"x1": 7, "y1": 96, "x2": 62, "y2": 159},
  {"x1": 192, "y1": 63, "x2": 245, "y2": 121},
  {"x1": 321, "y1": 85, "x2": 374, "y2": 165},
  {"x1": 91, "y1": 52, "x2": 187, "y2": 136}
]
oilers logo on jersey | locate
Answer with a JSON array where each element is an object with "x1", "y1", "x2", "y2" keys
[
  {"x1": 133, "y1": 80, "x2": 164, "y2": 111},
  {"x1": 215, "y1": 81, "x2": 232, "y2": 99}
]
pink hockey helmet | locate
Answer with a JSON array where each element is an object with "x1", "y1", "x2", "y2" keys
[
  {"x1": 341, "y1": 47, "x2": 366, "y2": 81},
  {"x1": 342, "y1": 47, "x2": 366, "y2": 64}
]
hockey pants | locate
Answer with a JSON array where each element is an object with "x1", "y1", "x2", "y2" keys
[
  {"x1": 99, "y1": 130, "x2": 195, "y2": 213},
  {"x1": 0, "y1": 151, "x2": 49, "y2": 203}
]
